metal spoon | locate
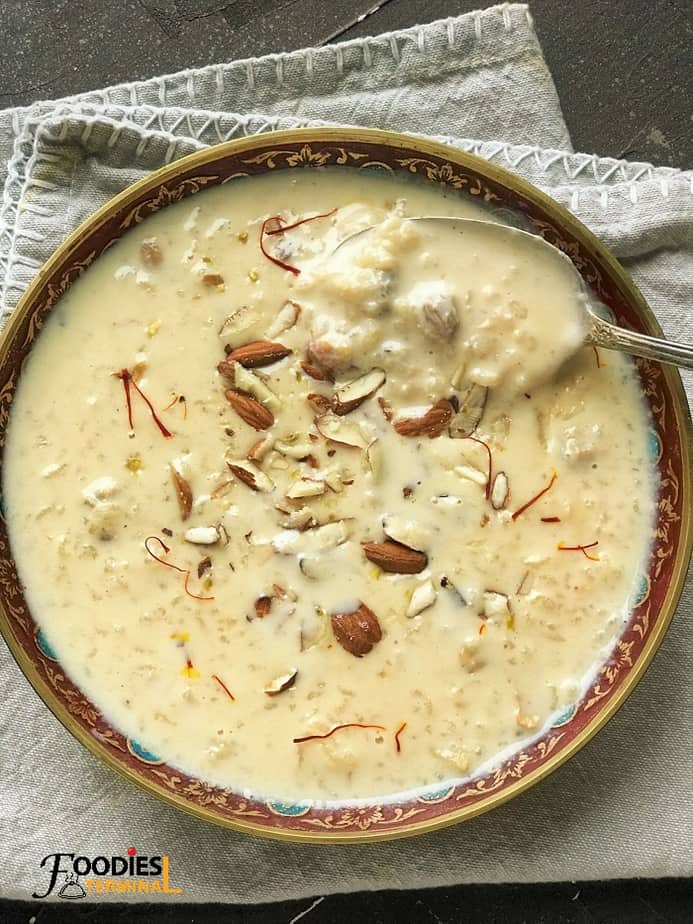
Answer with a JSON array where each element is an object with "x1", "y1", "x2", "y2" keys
[{"x1": 334, "y1": 217, "x2": 693, "y2": 371}]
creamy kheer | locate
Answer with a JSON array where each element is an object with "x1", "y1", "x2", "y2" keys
[{"x1": 4, "y1": 169, "x2": 655, "y2": 801}]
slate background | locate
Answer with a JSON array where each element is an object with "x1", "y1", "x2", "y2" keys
[
  {"x1": 1, "y1": 0, "x2": 691, "y2": 168},
  {"x1": 0, "y1": 0, "x2": 691, "y2": 921}
]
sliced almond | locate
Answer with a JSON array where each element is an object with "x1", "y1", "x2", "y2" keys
[
  {"x1": 378, "y1": 396, "x2": 393, "y2": 422},
  {"x1": 254, "y1": 586, "x2": 297, "y2": 621},
  {"x1": 255, "y1": 595, "x2": 272, "y2": 618},
  {"x1": 264, "y1": 668, "x2": 298, "y2": 696},
  {"x1": 301, "y1": 361, "x2": 333, "y2": 382},
  {"x1": 490, "y1": 471, "x2": 509, "y2": 510},
  {"x1": 365, "y1": 439, "x2": 382, "y2": 480},
  {"x1": 361, "y1": 539, "x2": 428, "y2": 574},
  {"x1": 382, "y1": 515, "x2": 430, "y2": 552},
  {"x1": 307, "y1": 338, "x2": 352, "y2": 374},
  {"x1": 406, "y1": 580, "x2": 437, "y2": 618},
  {"x1": 277, "y1": 506, "x2": 315, "y2": 530},
  {"x1": 307, "y1": 392, "x2": 333, "y2": 414},
  {"x1": 225, "y1": 340, "x2": 291, "y2": 368},
  {"x1": 315, "y1": 412, "x2": 369, "y2": 449},
  {"x1": 227, "y1": 460, "x2": 275, "y2": 492},
  {"x1": 331, "y1": 602, "x2": 382, "y2": 657},
  {"x1": 225, "y1": 389, "x2": 274, "y2": 430},
  {"x1": 197, "y1": 556, "x2": 212, "y2": 579},
  {"x1": 272, "y1": 583, "x2": 298, "y2": 602},
  {"x1": 482, "y1": 590, "x2": 511, "y2": 623},
  {"x1": 219, "y1": 305, "x2": 262, "y2": 345},
  {"x1": 169, "y1": 464, "x2": 192, "y2": 521},
  {"x1": 286, "y1": 478, "x2": 327, "y2": 499},
  {"x1": 449, "y1": 383, "x2": 488, "y2": 438},
  {"x1": 217, "y1": 358, "x2": 236, "y2": 380},
  {"x1": 323, "y1": 467, "x2": 345, "y2": 493},
  {"x1": 272, "y1": 521, "x2": 349, "y2": 555},
  {"x1": 184, "y1": 526, "x2": 221, "y2": 545},
  {"x1": 247, "y1": 435, "x2": 273, "y2": 462},
  {"x1": 394, "y1": 398, "x2": 454, "y2": 439},
  {"x1": 211, "y1": 478, "x2": 234, "y2": 499},
  {"x1": 266, "y1": 299, "x2": 301, "y2": 338},
  {"x1": 332, "y1": 368, "x2": 386, "y2": 415},
  {"x1": 233, "y1": 364, "x2": 281, "y2": 412}
]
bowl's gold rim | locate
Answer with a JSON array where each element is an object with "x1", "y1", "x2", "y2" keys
[{"x1": 0, "y1": 126, "x2": 690, "y2": 844}]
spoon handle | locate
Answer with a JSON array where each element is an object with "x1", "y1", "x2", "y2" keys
[{"x1": 588, "y1": 315, "x2": 693, "y2": 371}]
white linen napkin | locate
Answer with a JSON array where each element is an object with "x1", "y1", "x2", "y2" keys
[{"x1": 0, "y1": 4, "x2": 690, "y2": 903}]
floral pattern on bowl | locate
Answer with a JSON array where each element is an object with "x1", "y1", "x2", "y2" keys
[{"x1": 0, "y1": 128, "x2": 689, "y2": 841}]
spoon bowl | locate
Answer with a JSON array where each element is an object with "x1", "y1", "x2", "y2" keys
[{"x1": 335, "y1": 216, "x2": 693, "y2": 371}]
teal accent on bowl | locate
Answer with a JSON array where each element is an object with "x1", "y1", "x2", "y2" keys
[
  {"x1": 267, "y1": 800, "x2": 311, "y2": 817},
  {"x1": 35, "y1": 628, "x2": 58, "y2": 660},
  {"x1": 363, "y1": 163, "x2": 394, "y2": 173},
  {"x1": 417, "y1": 785, "x2": 455, "y2": 804},
  {"x1": 552, "y1": 704, "x2": 577, "y2": 728},
  {"x1": 647, "y1": 429, "x2": 662, "y2": 463},
  {"x1": 633, "y1": 573, "x2": 650, "y2": 606},
  {"x1": 127, "y1": 738, "x2": 163, "y2": 764}
]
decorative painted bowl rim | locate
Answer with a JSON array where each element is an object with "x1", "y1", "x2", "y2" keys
[{"x1": 0, "y1": 127, "x2": 690, "y2": 843}]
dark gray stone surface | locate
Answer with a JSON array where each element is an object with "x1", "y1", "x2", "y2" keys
[
  {"x1": 0, "y1": 0, "x2": 690, "y2": 167},
  {"x1": 3, "y1": 878, "x2": 693, "y2": 923}
]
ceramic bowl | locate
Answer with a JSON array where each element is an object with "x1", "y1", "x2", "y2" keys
[{"x1": 0, "y1": 127, "x2": 690, "y2": 841}]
